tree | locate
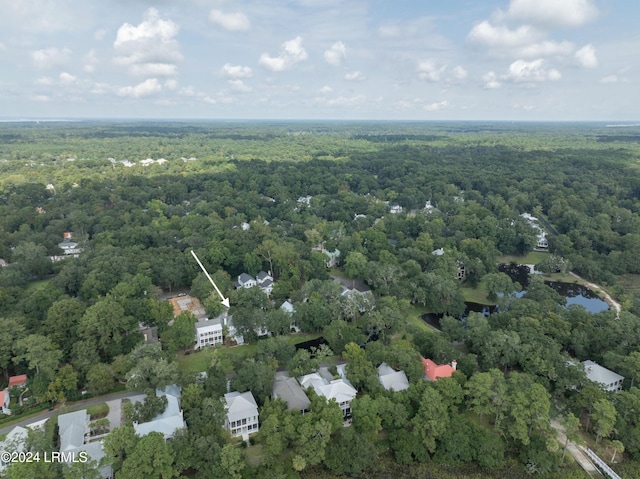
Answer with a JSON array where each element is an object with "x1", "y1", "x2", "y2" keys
[
  {"x1": 560, "y1": 413, "x2": 581, "y2": 464},
  {"x1": 482, "y1": 272, "x2": 521, "y2": 302},
  {"x1": 12, "y1": 241, "x2": 50, "y2": 278},
  {"x1": 343, "y1": 342, "x2": 379, "y2": 392},
  {"x1": 622, "y1": 351, "x2": 640, "y2": 389},
  {"x1": 118, "y1": 432, "x2": 178, "y2": 479},
  {"x1": 86, "y1": 363, "x2": 115, "y2": 395},
  {"x1": 47, "y1": 364, "x2": 78, "y2": 403},
  {"x1": 324, "y1": 427, "x2": 377, "y2": 477},
  {"x1": 163, "y1": 311, "x2": 196, "y2": 353},
  {"x1": 126, "y1": 356, "x2": 179, "y2": 391},
  {"x1": 324, "y1": 320, "x2": 365, "y2": 354},
  {"x1": 103, "y1": 424, "x2": 138, "y2": 468},
  {"x1": 591, "y1": 398, "x2": 617, "y2": 444},
  {"x1": 13, "y1": 334, "x2": 62, "y2": 377},
  {"x1": 219, "y1": 443, "x2": 245, "y2": 479},
  {"x1": 62, "y1": 458, "x2": 101, "y2": 479},
  {"x1": 350, "y1": 396, "x2": 382, "y2": 441},
  {"x1": 343, "y1": 251, "x2": 367, "y2": 283},
  {"x1": 43, "y1": 297, "x2": 84, "y2": 359},
  {"x1": 231, "y1": 359, "x2": 276, "y2": 406},
  {"x1": 412, "y1": 386, "x2": 450, "y2": 453},
  {"x1": 608, "y1": 439, "x2": 625, "y2": 463}
]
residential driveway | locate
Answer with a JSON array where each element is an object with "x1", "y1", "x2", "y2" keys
[
  {"x1": 550, "y1": 419, "x2": 603, "y2": 478},
  {"x1": 0, "y1": 390, "x2": 144, "y2": 435}
]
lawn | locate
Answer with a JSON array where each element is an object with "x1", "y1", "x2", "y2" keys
[
  {"x1": 177, "y1": 332, "x2": 323, "y2": 373},
  {"x1": 405, "y1": 304, "x2": 437, "y2": 333},
  {"x1": 497, "y1": 251, "x2": 549, "y2": 265},
  {"x1": 24, "y1": 277, "x2": 53, "y2": 291},
  {"x1": 461, "y1": 283, "x2": 493, "y2": 305}
]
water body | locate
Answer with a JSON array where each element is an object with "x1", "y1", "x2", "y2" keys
[{"x1": 422, "y1": 264, "x2": 609, "y2": 330}]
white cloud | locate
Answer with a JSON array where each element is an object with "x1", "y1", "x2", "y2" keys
[
  {"x1": 83, "y1": 49, "x2": 98, "y2": 74},
  {"x1": 31, "y1": 95, "x2": 51, "y2": 102},
  {"x1": 117, "y1": 78, "x2": 162, "y2": 98},
  {"x1": 94, "y1": 29, "x2": 108, "y2": 41},
  {"x1": 344, "y1": 71, "x2": 366, "y2": 81},
  {"x1": 318, "y1": 85, "x2": 333, "y2": 94},
  {"x1": 504, "y1": 59, "x2": 561, "y2": 83},
  {"x1": 164, "y1": 79, "x2": 178, "y2": 91},
  {"x1": 317, "y1": 95, "x2": 366, "y2": 107},
  {"x1": 507, "y1": 0, "x2": 598, "y2": 28},
  {"x1": 424, "y1": 100, "x2": 448, "y2": 111},
  {"x1": 228, "y1": 79, "x2": 252, "y2": 93},
  {"x1": 259, "y1": 36, "x2": 308, "y2": 72},
  {"x1": 324, "y1": 41, "x2": 347, "y2": 66},
  {"x1": 31, "y1": 47, "x2": 72, "y2": 69},
  {"x1": 599, "y1": 75, "x2": 618, "y2": 84},
  {"x1": 59, "y1": 72, "x2": 76, "y2": 85},
  {"x1": 417, "y1": 60, "x2": 446, "y2": 82},
  {"x1": 114, "y1": 8, "x2": 182, "y2": 76},
  {"x1": 575, "y1": 44, "x2": 598, "y2": 68},
  {"x1": 467, "y1": 21, "x2": 540, "y2": 48},
  {"x1": 518, "y1": 40, "x2": 574, "y2": 58},
  {"x1": 35, "y1": 76, "x2": 54, "y2": 86},
  {"x1": 451, "y1": 65, "x2": 468, "y2": 80},
  {"x1": 209, "y1": 10, "x2": 250, "y2": 32},
  {"x1": 378, "y1": 25, "x2": 402, "y2": 38},
  {"x1": 483, "y1": 71, "x2": 502, "y2": 89},
  {"x1": 221, "y1": 63, "x2": 252, "y2": 79}
]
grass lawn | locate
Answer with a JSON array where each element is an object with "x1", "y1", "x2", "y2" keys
[
  {"x1": 177, "y1": 332, "x2": 323, "y2": 373},
  {"x1": 24, "y1": 277, "x2": 52, "y2": 291},
  {"x1": 405, "y1": 304, "x2": 437, "y2": 333},
  {"x1": 461, "y1": 282, "x2": 493, "y2": 305},
  {"x1": 616, "y1": 274, "x2": 640, "y2": 295},
  {"x1": 497, "y1": 251, "x2": 549, "y2": 265}
]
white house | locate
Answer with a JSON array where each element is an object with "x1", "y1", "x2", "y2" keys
[
  {"x1": 299, "y1": 369, "x2": 357, "y2": 417},
  {"x1": 313, "y1": 247, "x2": 341, "y2": 268},
  {"x1": 280, "y1": 300, "x2": 300, "y2": 332},
  {"x1": 195, "y1": 311, "x2": 241, "y2": 348},
  {"x1": 389, "y1": 204, "x2": 403, "y2": 214},
  {"x1": 133, "y1": 386, "x2": 186, "y2": 440},
  {"x1": 224, "y1": 391, "x2": 259, "y2": 439},
  {"x1": 58, "y1": 233, "x2": 83, "y2": 256},
  {"x1": 237, "y1": 273, "x2": 257, "y2": 289},
  {"x1": 0, "y1": 389, "x2": 10, "y2": 415},
  {"x1": 0, "y1": 426, "x2": 28, "y2": 472},
  {"x1": 256, "y1": 271, "x2": 274, "y2": 296},
  {"x1": 377, "y1": 363, "x2": 409, "y2": 392},
  {"x1": 583, "y1": 360, "x2": 624, "y2": 392}
]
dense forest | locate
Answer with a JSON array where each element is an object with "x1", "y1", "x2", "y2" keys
[{"x1": 1, "y1": 121, "x2": 640, "y2": 478}]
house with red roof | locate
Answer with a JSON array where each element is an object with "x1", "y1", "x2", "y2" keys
[
  {"x1": 8, "y1": 375, "x2": 27, "y2": 388},
  {"x1": 422, "y1": 357, "x2": 457, "y2": 381}
]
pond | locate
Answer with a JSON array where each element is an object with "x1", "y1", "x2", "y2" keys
[{"x1": 422, "y1": 264, "x2": 609, "y2": 330}]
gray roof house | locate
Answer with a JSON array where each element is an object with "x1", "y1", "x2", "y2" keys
[
  {"x1": 273, "y1": 371, "x2": 310, "y2": 413},
  {"x1": 583, "y1": 360, "x2": 625, "y2": 392},
  {"x1": 58, "y1": 409, "x2": 112, "y2": 478},
  {"x1": 133, "y1": 386, "x2": 186, "y2": 440},
  {"x1": 377, "y1": 363, "x2": 409, "y2": 392},
  {"x1": 224, "y1": 391, "x2": 259, "y2": 439}
]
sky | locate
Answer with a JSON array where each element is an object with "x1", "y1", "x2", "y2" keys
[{"x1": 0, "y1": 0, "x2": 637, "y2": 121}]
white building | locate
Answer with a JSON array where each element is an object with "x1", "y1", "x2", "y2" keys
[
  {"x1": 299, "y1": 369, "x2": 357, "y2": 417},
  {"x1": 377, "y1": 363, "x2": 409, "y2": 392},
  {"x1": 133, "y1": 386, "x2": 186, "y2": 440},
  {"x1": 58, "y1": 410, "x2": 112, "y2": 478},
  {"x1": 224, "y1": 391, "x2": 259, "y2": 439},
  {"x1": 195, "y1": 311, "x2": 240, "y2": 348},
  {"x1": 583, "y1": 360, "x2": 624, "y2": 392}
]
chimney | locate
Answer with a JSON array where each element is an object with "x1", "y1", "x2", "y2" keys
[{"x1": 451, "y1": 360, "x2": 457, "y2": 371}]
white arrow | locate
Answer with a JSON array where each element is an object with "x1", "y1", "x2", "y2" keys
[{"x1": 190, "y1": 250, "x2": 230, "y2": 308}]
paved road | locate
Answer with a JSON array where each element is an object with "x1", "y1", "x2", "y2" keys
[
  {"x1": 0, "y1": 391, "x2": 143, "y2": 435},
  {"x1": 550, "y1": 419, "x2": 603, "y2": 478}
]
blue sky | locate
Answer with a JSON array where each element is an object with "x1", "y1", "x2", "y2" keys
[{"x1": 0, "y1": 0, "x2": 637, "y2": 120}]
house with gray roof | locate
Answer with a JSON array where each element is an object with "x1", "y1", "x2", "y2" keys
[
  {"x1": 224, "y1": 391, "x2": 259, "y2": 439},
  {"x1": 583, "y1": 360, "x2": 624, "y2": 392},
  {"x1": 133, "y1": 386, "x2": 186, "y2": 440},
  {"x1": 377, "y1": 363, "x2": 409, "y2": 392},
  {"x1": 237, "y1": 273, "x2": 257, "y2": 289},
  {"x1": 58, "y1": 409, "x2": 112, "y2": 478},
  {"x1": 273, "y1": 371, "x2": 310, "y2": 413},
  {"x1": 299, "y1": 369, "x2": 357, "y2": 417}
]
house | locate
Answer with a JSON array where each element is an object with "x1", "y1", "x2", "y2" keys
[
  {"x1": 297, "y1": 195, "x2": 313, "y2": 206},
  {"x1": 0, "y1": 426, "x2": 28, "y2": 472},
  {"x1": 139, "y1": 158, "x2": 155, "y2": 166},
  {"x1": 377, "y1": 363, "x2": 409, "y2": 392},
  {"x1": 138, "y1": 323, "x2": 158, "y2": 343},
  {"x1": 241, "y1": 222, "x2": 251, "y2": 231},
  {"x1": 256, "y1": 271, "x2": 274, "y2": 296},
  {"x1": 58, "y1": 409, "x2": 112, "y2": 478},
  {"x1": 422, "y1": 357, "x2": 457, "y2": 381},
  {"x1": 432, "y1": 248, "x2": 445, "y2": 256},
  {"x1": 312, "y1": 247, "x2": 341, "y2": 268},
  {"x1": 537, "y1": 233, "x2": 549, "y2": 249},
  {"x1": 340, "y1": 287, "x2": 375, "y2": 313},
  {"x1": 224, "y1": 391, "x2": 259, "y2": 439},
  {"x1": 58, "y1": 233, "x2": 83, "y2": 256},
  {"x1": 424, "y1": 200, "x2": 435, "y2": 213},
  {"x1": 195, "y1": 311, "x2": 237, "y2": 348},
  {"x1": 133, "y1": 386, "x2": 186, "y2": 440},
  {"x1": 280, "y1": 300, "x2": 300, "y2": 332},
  {"x1": 389, "y1": 204, "x2": 403, "y2": 214},
  {"x1": 0, "y1": 389, "x2": 10, "y2": 415},
  {"x1": 8, "y1": 375, "x2": 27, "y2": 388},
  {"x1": 299, "y1": 369, "x2": 357, "y2": 417},
  {"x1": 237, "y1": 273, "x2": 257, "y2": 289},
  {"x1": 273, "y1": 371, "x2": 310, "y2": 413},
  {"x1": 583, "y1": 360, "x2": 624, "y2": 392}
]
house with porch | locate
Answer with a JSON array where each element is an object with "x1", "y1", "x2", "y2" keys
[
  {"x1": 224, "y1": 391, "x2": 259, "y2": 439},
  {"x1": 422, "y1": 357, "x2": 457, "y2": 381}
]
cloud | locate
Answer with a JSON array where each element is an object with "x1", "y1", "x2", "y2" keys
[
  {"x1": 483, "y1": 71, "x2": 502, "y2": 89},
  {"x1": 209, "y1": 10, "x2": 250, "y2": 32},
  {"x1": 117, "y1": 78, "x2": 162, "y2": 98},
  {"x1": 221, "y1": 63, "x2": 252, "y2": 79},
  {"x1": 424, "y1": 100, "x2": 448, "y2": 112},
  {"x1": 378, "y1": 25, "x2": 402, "y2": 38},
  {"x1": 575, "y1": 44, "x2": 598, "y2": 68},
  {"x1": 35, "y1": 76, "x2": 54, "y2": 86},
  {"x1": 503, "y1": 59, "x2": 561, "y2": 83},
  {"x1": 31, "y1": 47, "x2": 72, "y2": 69},
  {"x1": 417, "y1": 60, "x2": 446, "y2": 82},
  {"x1": 83, "y1": 49, "x2": 99, "y2": 74},
  {"x1": 467, "y1": 21, "x2": 540, "y2": 48},
  {"x1": 114, "y1": 8, "x2": 182, "y2": 76},
  {"x1": 344, "y1": 71, "x2": 366, "y2": 81},
  {"x1": 31, "y1": 95, "x2": 51, "y2": 102},
  {"x1": 318, "y1": 85, "x2": 333, "y2": 94},
  {"x1": 259, "y1": 36, "x2": 308, "y2": 72},
  {"x1": 324, "y1": 41, "x2": 347, "y2": 66},
  {"x1": 451, "y1": 66, "x2": 468, "y2": 80},
  {"x1": 228, "y1": 79, "x2": 252, "y2": 93},
  {"x1": 518, "y1": 40, "x2": 574, "y2": 58},
  {"x1": 507, "y1": 0, "x2": 598, "y2": 28},
  {"x1": 599, "y1": 75, "x2": 618, "y2": 84},
  {"x1": 59, "y1": 72, "x2": 77, "y2": 85},
  {"x1": 317, "y1": 95, "x2": 366, "y2": 107}
]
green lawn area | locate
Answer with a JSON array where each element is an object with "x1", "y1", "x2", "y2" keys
[
  {"x1": 25, "y1": 277, "x2": 52, "y2": 291},
  {"x1": 405, "y1": 304, "x2": 437, "y2": 333},
  {"x1": 177, "y1": 333, "x2": 323, "y2": 373},
  {"x1": 497, "y1": 251, "x2": 549, "y2": 265},
  {"x1": 461, "y1": 282, "x2": 493, "y2": 305}
]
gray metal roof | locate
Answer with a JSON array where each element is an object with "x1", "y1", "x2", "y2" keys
[
  {"x1": 583, "y1": 360, "x2": 624, "y2": 388},
  {"x1": 273, "y1": 372, "x2": 310, "y2": 411},
  {"x1": 225, "y1": 391, "x2": 258, "y2": 423}
]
